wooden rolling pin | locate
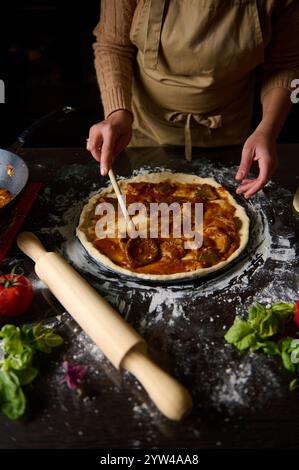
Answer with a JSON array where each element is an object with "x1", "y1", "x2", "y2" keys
[{"x1": 17, "y1": 232, "x2": 192, "y2": 421}]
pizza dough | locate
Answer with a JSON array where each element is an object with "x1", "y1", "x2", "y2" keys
[{"x1": 77, "y1": 173, "x2": 249, "y2": 281}]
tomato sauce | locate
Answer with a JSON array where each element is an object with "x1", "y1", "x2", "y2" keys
[{"x1": 92, "y1": 181, "x2": 241, "y2": 274}]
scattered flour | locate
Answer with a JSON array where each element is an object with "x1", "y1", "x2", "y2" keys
[{"x1": 18, "y1": 157, "x2": 298, "y2": 423}]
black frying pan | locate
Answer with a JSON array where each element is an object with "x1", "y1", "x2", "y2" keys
[{"x1": 0, "y1": 106, "x2": 75, "y2": 216}]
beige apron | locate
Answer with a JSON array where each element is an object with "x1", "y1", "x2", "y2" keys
[{"x1": 129, "y1": 0, "x2": 264, "y2": 160}]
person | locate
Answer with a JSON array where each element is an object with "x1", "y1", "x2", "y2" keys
[{"x1": 87, "y1": 0, "x2": 299, "y2": 198}]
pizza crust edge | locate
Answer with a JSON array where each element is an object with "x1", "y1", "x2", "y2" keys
[{"x1": 76, "y1": 173, "x2": 250, "y2": 281}]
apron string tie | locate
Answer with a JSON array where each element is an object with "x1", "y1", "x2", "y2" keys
[
  {"x1": 184, "y1": 114, "x2": 192, "y2": 162},
  {"x1": 167, "y1": 112, "x2": 222, "y2": 161}
]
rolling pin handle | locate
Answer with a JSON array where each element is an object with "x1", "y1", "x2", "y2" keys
[
  {"x1": 122, "y1": 344, "x2": 193, "y2": 421},
  {"x1": 17, "y1": 232, "x2": 48, "y2": 263},
  {"x1": 18, "y1": 231, "x2": 193, "y2": 421}
]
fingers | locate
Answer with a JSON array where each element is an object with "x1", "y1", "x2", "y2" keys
[
  {"x1": 113, "y1": 132, "x2": 132, "y2": 157},
  {"x1": 100, "y1": 128, "x2": 115, "y2": 175},
  {"x1": 235, "y1": 146, "x2": 254, "y2": 181},
  {"x1": 87, "y1": 115, "x2": 132, "y2": 175},
  {"x1": 88, "y1": 123, "x2": 117, "y2": 175},
  {"x1": 236, "y1": 171, "x2": 266, "y2": 198},
  {"x1": 86, "y1": 136, "x2": 102, "y2": 163},
  {"x1": 237, "y1": 179, "x2": 264, "y2": 199},
  {"x1": 240, "y1": 155, "x2": 273, "y2": 199},
  {"x1": 236, "y1": 152, "x2": 276, "y2": 198},
  {"x1": 87, "y1": 125, "x2": 103, "y2": 163}
]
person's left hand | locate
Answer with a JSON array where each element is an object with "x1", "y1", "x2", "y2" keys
[{"x1": 235, "y1": 129, "x2": 278, "y2": 198}]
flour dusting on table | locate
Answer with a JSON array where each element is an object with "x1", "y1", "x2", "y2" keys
[{"x1": 22, "y1": 156, "x2": 298, "y2": 421}]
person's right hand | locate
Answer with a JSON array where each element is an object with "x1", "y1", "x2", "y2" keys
[{"x1": 87, "y1": 109, "x2": 133, "y2": 175}]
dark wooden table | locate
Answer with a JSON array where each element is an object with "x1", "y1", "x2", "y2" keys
[{"x1": 0, "y1": 144, "x2": 298, "y2": 449}]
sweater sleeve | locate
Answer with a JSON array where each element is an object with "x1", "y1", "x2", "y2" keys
[
  {"x1": 93, "y1": 0, "x2": 137, "y2": 118},
  {"x1": 261, "y1": 0, "x2": 299, "y2": 99}
]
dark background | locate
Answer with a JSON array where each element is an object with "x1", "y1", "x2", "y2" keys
[
  {"x1": 0, "y1": 0, "x2": 104, "y2": 148},
  {"x1": 0, "y1": 0, "x2": 298, "y2": 148}
]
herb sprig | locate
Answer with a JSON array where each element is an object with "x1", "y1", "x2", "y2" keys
[
  {"x1": 0, "y1": 323, "x2": 63, "y2": 420},
  {"x1": 225, "y1": 302, "x2": 299, "y2": 391}
]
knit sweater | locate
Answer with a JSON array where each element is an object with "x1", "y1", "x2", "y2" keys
[{"x1": 93, "y1": 0, "x2": 299, "y2": 119}]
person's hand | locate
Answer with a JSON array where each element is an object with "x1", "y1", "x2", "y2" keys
[
  {"x1": 87, "y1": 109, "x2": 133, "y2": 175},
  {"x1": 235, "y1": 129, "x2": 278, "y2": 198}
]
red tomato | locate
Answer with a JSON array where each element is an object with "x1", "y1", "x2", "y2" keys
[
  {"x1": 295, "y1": 300, "x2": 299, "y2": 327},
  {"x1": 0, "y1": 273, "x2": 33, "y2": 317}
]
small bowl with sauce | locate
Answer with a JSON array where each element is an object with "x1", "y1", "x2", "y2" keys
[{"x1": 0, "y1": 149, "x2": 29, "y2": 216}]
